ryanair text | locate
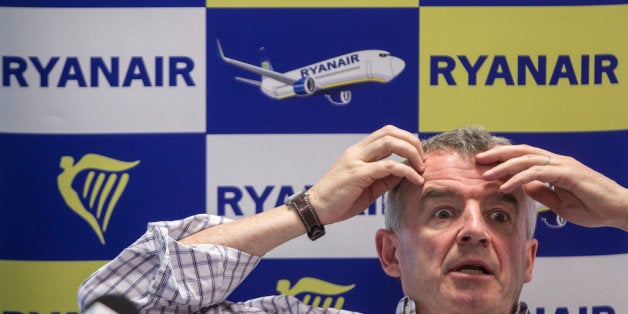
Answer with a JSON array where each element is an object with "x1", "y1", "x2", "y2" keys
[
  {"x1": 2, "y1": 56, "x2": 195, "y2": 87},
  {"x1": 430, "y1": 54, "x2": 619, "y2": 86}
]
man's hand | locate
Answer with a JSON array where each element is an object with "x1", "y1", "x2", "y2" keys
[
  {"x1": 477, "y1": 145, "x2": 628, "y2": 230},
  {"x1": 180, "y1": 125, "x2": 426, "y2": 255},
  {"x1": 309, "y1": 125, "x2": 426, "y2": 225}
]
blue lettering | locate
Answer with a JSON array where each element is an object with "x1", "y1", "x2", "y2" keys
[
  {"x1": 123, "y1": 56, "x2": 151, "y2": 87},
  {"x1": 245, "y1": 185, "x2": 273, "y2": 214},
  {"x1": 430, "y1": 55, "x2": 456, "y2": 85},
  {"x1": 429, "y1": 54, "x2": 618, "y2": 86},
  {"x1": 216, "y1": 185, "x2": 384, "y2": 216},
  {"x1": 518, "y1": 55, "x2": 546, "y2": 85},
  {"x1": 217, "y1": 186, "x2": 243, "y2": 216},
  {"x1": 169, "y1": 56, "x2": 195, "y2": 86},
  {"x1": 2, "y1": 56, "x2": 27, "y2": 86},
  {"x1": 30, "y1": 57, "x2": 59, "y2": 87},
  {"x1": 2, "y1": 55, "x2": 195, "y2": 87},
  {"x1": 358, "y1": 202, "x2": 378, "y2": 216},
  {"x1": 549, "y1": 55, "x2": 578, "y2": 85},
  {"x1": 155, "y1": 56, "x2": 164, "y2": 87},
  {"x1": 91, "y1": 57, "x2": 119, "y2": 87},
  {"x1": 593, "y1": 305, "x2": 614, "y2": 314},
  {"x1": 318, "y1": 63, "x2": 327, "y2": 73},
  {"x1": 531, "y1": 306, "x2": 615, "y2": 314},
  {"x1": 458, "y1": 55, "x2": 487, "y2": 85},
  {"x1": 58, "y1": 57, "x2": 87, "y2": 87},
  {"x1": 486, "y1": 55, "x2": 514, "y2": 85},
  {"x1": 581, "y1": 55, "x2": 590, "y2": 85},
  {"x1": 594, "y1": 54, "x2": 618, "y2": 84},
  {"x1": 299, "y1": 54, "x2": 359, "y2": 78}
]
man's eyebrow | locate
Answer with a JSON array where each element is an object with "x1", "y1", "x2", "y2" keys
[
  {"x1": 486, "y1": 191, "x2": 519, "y2": 207},
  {"x1": 420, "y1": 187, "x2": 460, "y2": 203}
]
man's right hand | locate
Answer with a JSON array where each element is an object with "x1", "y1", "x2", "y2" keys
[{"x1": 308, "y1": 125, "x2": 426, "y2": 226}]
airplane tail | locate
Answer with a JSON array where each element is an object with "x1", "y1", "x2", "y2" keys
[{"x1": 259, "y1": 46, "x2": 273, "y2": 82}]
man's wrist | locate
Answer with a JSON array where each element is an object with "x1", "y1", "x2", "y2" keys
[{"x1": 285, "y1": 190, "x2": 326, "y2": 240}]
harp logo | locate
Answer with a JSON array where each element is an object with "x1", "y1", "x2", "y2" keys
[
  {"x1": 276, "y1": 277, "x2": 355, "y2": 309},
  {"x1": 57, "y1": 154, "x2": 140, "y2": 244}
]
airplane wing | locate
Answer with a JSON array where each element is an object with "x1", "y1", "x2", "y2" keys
[
  {"x1": 235, "y1": 76, "x2": 261, "y2": 86},
  {"x1": 217, "y1": 39, "x2": 299, "y2": 85}
]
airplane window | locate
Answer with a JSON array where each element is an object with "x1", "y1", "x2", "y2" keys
[{"x1": 379, "y1": 53, "x2": 391, "y2": 57}]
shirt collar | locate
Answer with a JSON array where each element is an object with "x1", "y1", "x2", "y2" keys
[{"x1": 396, "y1": 296, "x2": 528, "y2": 314}]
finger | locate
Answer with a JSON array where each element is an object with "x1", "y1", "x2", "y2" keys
[
  {"x1": 483, "y1": 153, "x2": 557, "y2": 181},
  {"x1": 360, "y1": 125, "x2": 425, "y2": 171},
  {"x1": 476, "y1": 144, "x2": 551, "y2": 165},
  {"x1": 498, "y1": 162, "x2": 563, "y2": 193},
  {"x1": 523, "y1": 181, "x2": 561, "y2": 210},
  {"x1": 360, "y1": 159, "x2": 424, "y2": 186},
  {"x1": 368, "y1": 175, "x2": 405, "y2": 203},
  {"x1": 362, "y1": 136, "x2": 424, "y2": 173}
]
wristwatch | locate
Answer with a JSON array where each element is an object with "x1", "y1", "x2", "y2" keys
[{"x1": 285, "y1": 190, "x2": 326, "y2": 240}]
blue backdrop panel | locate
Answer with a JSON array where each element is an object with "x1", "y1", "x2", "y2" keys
[
  {"x1": 0, "y1": 133, "x2": 206, "y2": 260},
  {"x1": 206, "y1": 8, "x2": 419, "y2": 134}
]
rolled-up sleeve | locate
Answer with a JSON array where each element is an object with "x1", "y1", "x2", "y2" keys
[{"x1": 78, "y1": 214, "x2": 261, "y2": 312}]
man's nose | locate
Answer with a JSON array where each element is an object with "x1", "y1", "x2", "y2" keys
[{"x1": 456, "y1": 206, "x2": 490, "y2": 246}]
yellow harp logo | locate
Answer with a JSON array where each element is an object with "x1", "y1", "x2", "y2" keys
[
  {"x1": 57, "y1": 154, "x2": 140, "y2": 245},
  {"x1": 276, "y1": 277, "x2": 355, "y2": 309}
]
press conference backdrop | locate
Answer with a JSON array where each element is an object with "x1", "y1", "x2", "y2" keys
[{"x1": 0, "y1": 0, "x2": 626, "y2": 313}]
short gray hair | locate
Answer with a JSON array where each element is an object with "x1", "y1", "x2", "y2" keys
[{"x1": 385, "y1": 126, "x2": 537, "y2": 239}]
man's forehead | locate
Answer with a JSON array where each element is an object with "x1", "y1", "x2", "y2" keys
[
  {"x1": 422, "y1": 150, "x2": 492, "y2": 180},
  {"x1": 415, "y1": 150, "x2": 524, "y2": 202}
]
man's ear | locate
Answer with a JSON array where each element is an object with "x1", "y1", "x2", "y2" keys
[
  {"x1": 524, "y1": 238, "x2": 538, "y2": 283},
  {"x1": 375, "y1": 228, "x2": 401, "y2": 278}
]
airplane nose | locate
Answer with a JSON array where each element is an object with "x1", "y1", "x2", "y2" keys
[{"x1": 391, "y1": 57, "x2": 406, "y2": 76}]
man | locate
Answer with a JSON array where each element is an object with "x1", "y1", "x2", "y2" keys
[
  {"x1": 78, "y1": 125, "x2": 627, "y2": 313},
  {"x1": 376, "y1": 127, "x2": 538, "y2": 313}
]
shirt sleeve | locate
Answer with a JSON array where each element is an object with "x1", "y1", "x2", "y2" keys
[{"x1": 78, "y1": 214, "x2": 262, "y2": 312}]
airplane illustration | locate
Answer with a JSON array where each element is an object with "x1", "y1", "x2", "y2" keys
[{"x1": 217, "y1": 40, "x2": 405, "y2": 105}]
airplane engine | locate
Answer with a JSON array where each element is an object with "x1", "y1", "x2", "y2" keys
[
  {"x1": 293, "y1": 76, "x2": 316, "y2": 96},
  {"x1": 325, "y1": 90, "x2": 352, "y2": 106}
]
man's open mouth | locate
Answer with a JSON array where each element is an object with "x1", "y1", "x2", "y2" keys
[
  {"x1": 453, "y1": 263, "x2": 492, "y2": 275},
  {"x1": 455, "y1": 265, "x2": 489, "y2": 275}
]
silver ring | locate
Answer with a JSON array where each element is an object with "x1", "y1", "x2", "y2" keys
[{"x1": 545, "y1": 155, "x2": 551, "y2": 166}]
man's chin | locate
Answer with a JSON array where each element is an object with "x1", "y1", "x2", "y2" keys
[{"x1": 443, "y1": 290, "x2": 510, "y2": 313}]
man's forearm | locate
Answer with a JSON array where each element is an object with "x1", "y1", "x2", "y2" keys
[{"x1": 179, "y1": 205, "x2": 307, "y2": 256}]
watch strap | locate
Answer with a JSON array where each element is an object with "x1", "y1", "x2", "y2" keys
[{"x1": 286, "y1": 190, "x2": 325, "y2": 241}]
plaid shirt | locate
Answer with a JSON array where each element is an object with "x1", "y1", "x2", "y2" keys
[{"x1": 78, "y1": 214, "x2": 527, "y2": 314}]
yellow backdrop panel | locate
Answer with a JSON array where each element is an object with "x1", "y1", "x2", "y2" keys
[
  {"x1": 420, "y1": 5, "x2": 627, "y2": 132},
  {"x1": 0, "y1": 260, "x2": 106, "y2": 312}
]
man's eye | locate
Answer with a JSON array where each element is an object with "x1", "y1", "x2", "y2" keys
[
  {"x1": 489, "y1": 211, "x2": 509, "y2": 222},
  {"x1": 433, "y1": 208, "x2": 454, "y2": 219}
]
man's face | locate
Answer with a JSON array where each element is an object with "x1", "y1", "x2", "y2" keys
[{"x1": 378, "y1": 150, "x2": 537, "y2": 313}]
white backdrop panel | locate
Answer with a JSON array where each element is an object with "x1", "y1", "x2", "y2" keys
[
  {"x1": 0, "y1": 7, "x2": 206, "y2": 134},
  {"x1": 522, "y1": 254, "x2": 627, "y2": 313},
  {"x1": 206, "y1": 133, "x2": 403, "y2": 258}
]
